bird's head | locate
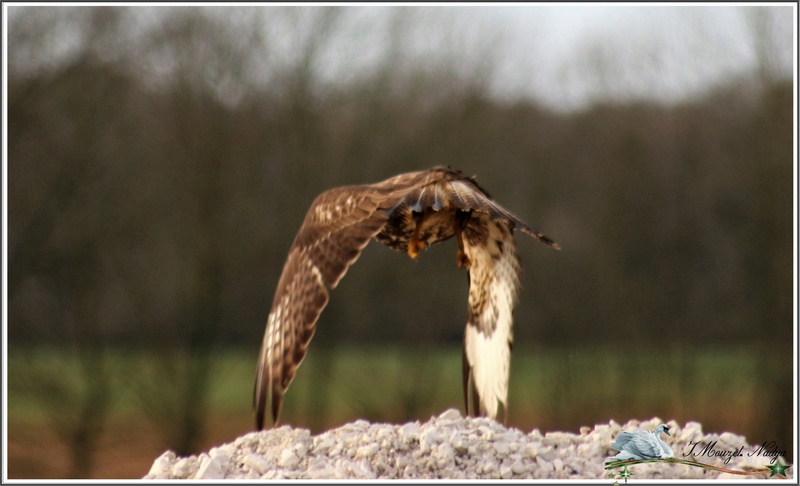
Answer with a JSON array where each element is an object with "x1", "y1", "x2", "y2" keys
[{"x1": 656, "y1": 424, "x2": 671, "y2": 436}]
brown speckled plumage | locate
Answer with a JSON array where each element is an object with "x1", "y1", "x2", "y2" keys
[{"x1": 254, "y1": 166, "x2": 559, "y2": 430}]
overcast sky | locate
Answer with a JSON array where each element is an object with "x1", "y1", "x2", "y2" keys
[
  {"x1": 4, "y1": 3, "x2": 795, "y2": 111},
  {"x1": 267, "y1": 4, "x2": 795, "y2": 110},
  {"x1": 478, "y1": 4, "x2": 795, "y2": 109}
]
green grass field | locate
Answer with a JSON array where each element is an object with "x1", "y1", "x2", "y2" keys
[{"x1": 6, "y1": 344, "x2": 794, "y2": 479}]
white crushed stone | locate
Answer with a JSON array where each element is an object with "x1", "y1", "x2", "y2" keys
[{"x1": 143, "y1": 409, "x2": 791, "y2": 480}]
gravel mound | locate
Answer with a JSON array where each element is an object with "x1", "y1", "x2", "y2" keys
[{"x1": 144, "y1": 409, "x2": 789, "y2": 480}]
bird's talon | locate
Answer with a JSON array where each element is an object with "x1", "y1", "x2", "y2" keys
[
  {"x1": 457, "y1": 250, "x2": 471, "y2": 269},
  {"x1": 408, "y1": 239, "x2": 425, "y2": 259}
]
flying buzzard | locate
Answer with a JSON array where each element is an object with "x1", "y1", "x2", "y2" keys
[{"x1": 254, "y1": 166, "x2": 559, "y2": 430}]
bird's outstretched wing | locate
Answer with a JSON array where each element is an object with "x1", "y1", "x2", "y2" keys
[
  {"x1": 380, "y1": 168, "x2": 555, "y2": 421},
  {"x1": 461, "y1": 215, "x2": 520, "y2": 421},
  {"x1": 254, "y1": 166, "x2": 558, "y2": 429},
  {"x1": 254, "y1": 171, "x2": 428, "y2": 430},
  {"x1": 427, "y1": 172, "x2": 559, "y2": 250},
  {"x1": 374, "y1": 168, "x2": 559, "y2": 254}
]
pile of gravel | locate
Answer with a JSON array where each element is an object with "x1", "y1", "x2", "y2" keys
[{"x1": 144, "y1": 408, "x2": 789, "y2": 480}]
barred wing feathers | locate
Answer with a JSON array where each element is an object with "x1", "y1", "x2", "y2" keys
[
  {"x1": 254, "y1": 173, "x2": 427, "y2": 430},
  {"x1": 254, "y1": 167, "x2": 558, "y2": 430}
]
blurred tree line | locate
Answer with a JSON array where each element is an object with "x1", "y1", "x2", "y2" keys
[{"x1": 6, "y1": 5, "x2": 794, "y2": 477}]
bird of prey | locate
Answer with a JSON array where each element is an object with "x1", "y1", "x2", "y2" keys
[
  {"x1": 253, "y1": 166, "x2": 559, "y2": 430},
  {"x1": 610, "y1": 424, "x2": 674, "y2": 461}
]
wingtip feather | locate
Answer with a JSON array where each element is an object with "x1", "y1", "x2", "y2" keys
[
  {"x1": 271, "y1": 388, "x2": 283, "y2": 427},
  {"x1": 518, "y1": 226, "x2": 561, "y2": 250}
]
